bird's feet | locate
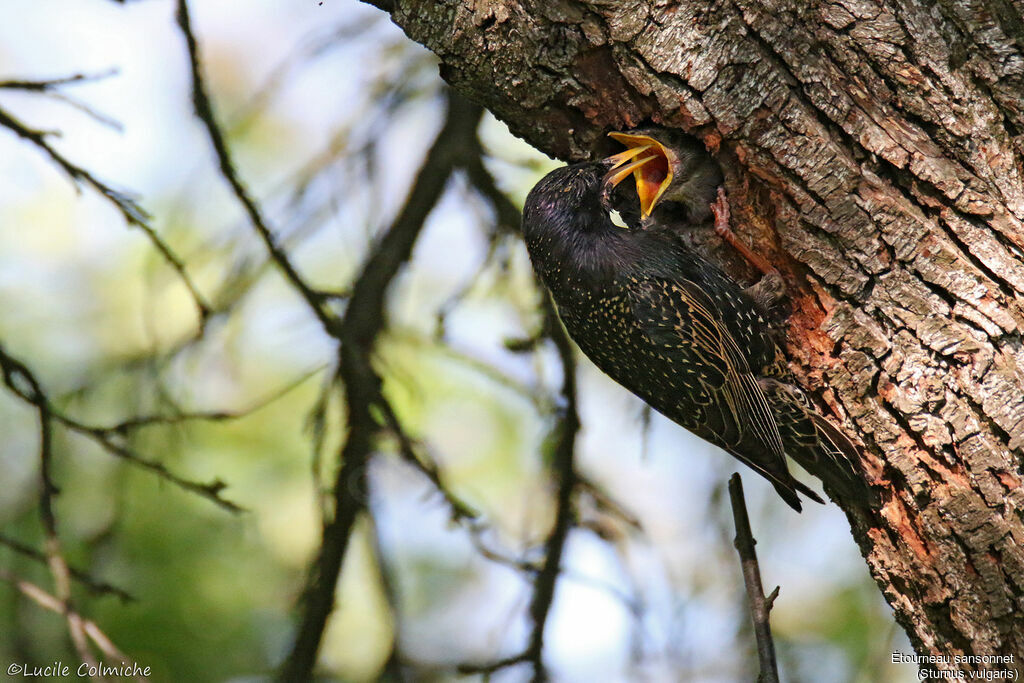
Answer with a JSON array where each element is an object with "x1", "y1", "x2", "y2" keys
[
  {"x1": 745, "y1": 271, "x2": 787, "y2": 311},
  {"x1": 711, "y1": 188, "x2": 786, "y2": 310},
  {"x1": 710, "y1": 188, "x2": 777, "y2": 277}
]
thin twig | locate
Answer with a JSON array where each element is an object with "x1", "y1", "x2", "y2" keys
[
  {"x1": 175, "y1": 0, "x2": 339, "y2": 336},
  {"x1": 377, "y1": 400, "x2": 480, "y2": 521},
  {"x1": 389, "y1": 327, "x2": 553, "y2": 412},
  {"x1": 365, "y1": 511, "x2": 407, "y2": 680},
  {"x1": 458, "y1": 652, "x2": 530, "y2": 676},
  {"x1": 95, "y1": 366, "x2": 322, "y2": 435},
  {"x1": 468, "y1": 529, "x2": 542, "y2": 574},
  {"x1": 0, "y1": 343, "x2": 243, "y2": 512},
  {"x1": 434, "y1": 231, "x2": 506, "y2": 339},
  {"x1": 0, "y1": 533, "x2": 134, "y2": 602},
  {"x1": 0, "y1": 69, "x2": 124, "y2": 130},
  {"x1": 728, "y1": 473, "x2": 781, "y2": 683},
  {"x1": 0, "y1": 106, "x2": 212, "y2": 327},
  {"x1": 0, "y1": 69, "x2": 119, "y2": 91},
  {"x1": 0, "y1": 570, "x2": 145, "y2": 681},
  {"x1": 434, "y1": 146, "x2": 520, "y2": 338},
  {"x1": 59, "y1": 417, "x2": 244, "y2": 512},
  {"x1": 577, "y1": 474, "x2": 643, "y2": 532}
]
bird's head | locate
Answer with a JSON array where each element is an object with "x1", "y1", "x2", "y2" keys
[
  {"x1": 523, "y1": 130, "x2": 719, "y2": 245},
  {"x1": 603, "y1": 129, "x2": 723, "y2": 222},
  {"x1": 524, "y1": 160, "x2": 628, "y2": 240}
]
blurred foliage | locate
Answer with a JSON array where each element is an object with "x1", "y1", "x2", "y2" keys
[{"x1": 0, "y1": 1, "x2": 914, "y2": 682}]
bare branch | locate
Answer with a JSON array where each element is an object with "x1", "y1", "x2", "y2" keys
[
  {"x1": 0, "y1": 533, "x2": 134, "y2": 602},
  {"x1": 277, "y1": 90, "x2": 484, "y2": 681},
  {"x1": 9, "y1": 346, "x2": 112, "y2": 671},
  {"x1": 0, "y1": 343, "x2": 243, "y2": 512},
  {"x1": 376, "y1": 399, "x2": 479, "y2": 521},
  {"x1": 175, "y1": 0, "x2": 340, "y2": 336},
  {"x1": 577, "y1": 475, "x2": 643, "y2": 532},
  {"x1": 365, "y1": 511, "x2": 407, "y2": 680},
  {"x1": 0, "y1": 107, "x2": 211, "y2": 327},
  {"x1": 520, "y1": 299, "x2": 581, "y2": 683},
  {"x1": 34, "y1": 383, "x2": 98, "y2": 670},
  {"x1": 0, "y1": 570, "x2": 144, "y2": 680},
  {"x1": 462, "y1": 152, "x2": 521, "y2": 235},
  {"x1": 58, "y1": 417, "x2": 244, "y2": 512},
  {"x1": 457, "y1": 652, "x2": 529, "y2": 676},
  {"x1": 728, "y1": 474, "x2": 780, "y2": 683},
  {"x1": 0, "y1": 69, "x2": 119, "y2": 91},
  {"x1": 434, "y1": 230, "x2": 506, "y2": 339},
  {"x1": 390, "y1": 327, "x2": 553, "y2": 412},
  {"x1": 94, "y1": 366, "x2": 322, "y2": 435},
  {"x1": 0, "y1": 69, "x2": 123, "y2": 129}
]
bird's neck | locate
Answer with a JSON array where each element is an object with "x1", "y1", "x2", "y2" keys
[{"x1": 534, "y1": 220, "x2": 639, "y2": 290}]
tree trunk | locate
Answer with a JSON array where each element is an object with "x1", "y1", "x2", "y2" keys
[{"x1": 368, "y1": 0, "x2": 1024, "y2": 673}]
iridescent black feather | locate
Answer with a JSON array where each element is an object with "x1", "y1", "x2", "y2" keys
[{"x1": 522, "y1": 160, "x2": 870, "y2": 510}]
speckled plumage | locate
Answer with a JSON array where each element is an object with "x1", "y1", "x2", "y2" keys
[{"x1": 523, "y1": 161, "x2": 868, "y2": 510}]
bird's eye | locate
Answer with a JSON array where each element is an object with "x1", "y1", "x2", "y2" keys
[{"x1": 608, "y1": 209, "x2": 629, "y2": 229}]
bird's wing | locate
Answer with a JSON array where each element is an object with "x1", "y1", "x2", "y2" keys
[{"x1": 626, "y1": 275, "x2": 787, "y2": 464}]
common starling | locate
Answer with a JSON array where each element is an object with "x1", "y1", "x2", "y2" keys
[{"x1": 522, "y1": 133, "x2": 869, "y2": 510}]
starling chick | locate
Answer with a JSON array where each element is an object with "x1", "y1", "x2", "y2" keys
[
  {"x1": 522, "y1": 139, "x2": 870, "y2": 510},
  {"x1": 607, "y1": 129, "x2": 723, "y2": 223}
]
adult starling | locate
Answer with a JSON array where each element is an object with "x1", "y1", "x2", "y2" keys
[{"x1": 522, "y1": 133, "x2": 869, "y2": 510}]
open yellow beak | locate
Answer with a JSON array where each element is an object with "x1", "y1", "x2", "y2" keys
[
  {"x1": 604, "y1": 132, "x2": 676, "y2": 217},
  {"x1": 603, "y1": 145, "x2": 655, "y2": 190}
]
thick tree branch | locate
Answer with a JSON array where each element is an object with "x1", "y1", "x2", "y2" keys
[{"x1": 277, "y1": 91, "x2": 484, "y2": 681}]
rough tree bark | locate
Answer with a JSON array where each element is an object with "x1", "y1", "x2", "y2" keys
[{"x1": 364, "y1": 0, "x2": 1024, "y2": 675}]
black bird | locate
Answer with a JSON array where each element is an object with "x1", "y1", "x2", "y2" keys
[{"x1": 521, "y1": 133, "x2": 869, "y2": 510}]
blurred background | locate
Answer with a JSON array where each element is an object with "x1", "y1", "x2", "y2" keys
[{"x1": 0, "y1": 1, "x2": 916, "y2": 681}]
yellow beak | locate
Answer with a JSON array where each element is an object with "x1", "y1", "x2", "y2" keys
[
  {"x1": 605, "y1": 132, "x2": 676, "y2": 217},
  {"x1": 602, "y1": 146, "x2": 656, "y2": 192}
]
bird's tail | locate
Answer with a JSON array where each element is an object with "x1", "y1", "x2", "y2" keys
[
  {"x1": 760, "y1": 378, "x2": 878, "y2": 507},
  {"x1": 728, "y1": 448, "x2": 824, "y2": 512},
  {"x1": 803, "y1": 412, "x2": 879, "y2": 507}
]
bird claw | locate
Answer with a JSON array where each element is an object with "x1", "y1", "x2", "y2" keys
[
  {"x1": 745, "y1": 271, "x2": 787, "y2": 311},
  {"x1": 710, "y1": 188, "x2": 778, "y2": 277}
]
